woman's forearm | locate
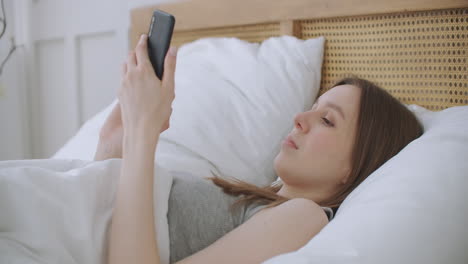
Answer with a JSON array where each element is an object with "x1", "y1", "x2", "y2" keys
[{"x1": 108, "y1": 129, "x2": 160, "y2": 264}]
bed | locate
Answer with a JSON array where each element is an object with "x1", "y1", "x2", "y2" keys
[
  {"x1": 130, "y1": 0, "x2": 468, "y2": 264},
  {"x1": 126, "y1": 0, "x2": 468, "y2": 263}
]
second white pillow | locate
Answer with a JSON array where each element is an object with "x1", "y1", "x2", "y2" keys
[{"x1": 155, "y1": 36, "x2": 325, "y2": 186}]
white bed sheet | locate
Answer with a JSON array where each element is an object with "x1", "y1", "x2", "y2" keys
[{"x1": 0, "y1": 158, "x2": 173, "y2": 264}]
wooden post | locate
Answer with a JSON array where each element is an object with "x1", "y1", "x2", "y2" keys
[{"x1": 279, "y1": 20, "x2": 300, "y2": 37}]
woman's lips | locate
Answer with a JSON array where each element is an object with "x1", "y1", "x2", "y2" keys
[{"x1": 283, "y1": 135, "x2": 298, "y2": 149}]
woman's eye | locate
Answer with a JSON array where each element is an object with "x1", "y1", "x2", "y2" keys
[{"x1": 321, "y1": 117, "x2": 334, "y2": 127}]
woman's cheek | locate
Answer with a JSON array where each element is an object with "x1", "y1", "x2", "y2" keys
[{"x1": 306, "y1": 132, "x2": 333, "y2": 152}]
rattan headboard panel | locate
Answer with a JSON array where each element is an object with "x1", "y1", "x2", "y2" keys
[
  {"x1": 130, "y1": 22, "x2": 281, "y2": 48},
  {"x1": 300, "y1": 8, "x2": 468, "y2": 110},
  {"x1": 130, "y1": 2, "x2": 468, "y2": 111},
  {"x1": 171, "y1": 23, "x2": 281, "y2": 47}
]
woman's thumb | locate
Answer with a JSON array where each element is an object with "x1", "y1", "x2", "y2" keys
[{"x1": 162, "y1": 46, "x2": 177, "y2": 90}]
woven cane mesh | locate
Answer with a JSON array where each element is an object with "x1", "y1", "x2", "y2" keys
[
  {"x1": 299, "y1": 8, "x2": 468, "y2": 110},
  {"x1": 171, "y1": 23, "x2": 281, "y2": 47}
]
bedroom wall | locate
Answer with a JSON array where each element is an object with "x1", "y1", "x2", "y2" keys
[
  {"x1": 0, "y1": 0, "x2": 178, "y2": 160},
  {"x1": 0, "y1": 0, "x2": 29, "y2": 160}
]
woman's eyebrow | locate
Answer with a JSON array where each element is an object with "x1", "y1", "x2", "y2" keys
[{"x1": 316, "y1": 97, "x2": 346, "y2": 120}]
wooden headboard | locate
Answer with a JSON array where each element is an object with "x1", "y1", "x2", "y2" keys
[{"x1": 130, "y1": 0, "x2": 468, "y2": 111}]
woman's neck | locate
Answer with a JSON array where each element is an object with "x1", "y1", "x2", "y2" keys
[{"x1": 276, "y1": 182, "x2": 327, "y2": 204}]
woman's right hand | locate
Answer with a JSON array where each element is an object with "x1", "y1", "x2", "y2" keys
[{"x1": 118, "y1": 34, "x2": 177, "y2": 143}]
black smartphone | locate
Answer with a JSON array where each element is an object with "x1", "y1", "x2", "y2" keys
[{"x1": 147, "y1": 10, "x2": 175, "y2": 80}]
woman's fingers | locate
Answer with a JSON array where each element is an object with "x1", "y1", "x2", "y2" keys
[
  {"x1": 120, "y1": 62, "x2": 127, "y2": 85},
  {"x1": 162, "y1": 46, "x2": 178, "y2": 95},
  {"x1": 118, "y1": 62, "x2": 127, "y2": 97},
  {"x1": 121, "y1": 62, "x2": 127, "y2": 76},
  {"x1": 161, "y1": 118, "x2": 170, "y2": 133},
  {"x1": 126, "y1": 34, "x2": 148, "y2": 71},
  {"x1": 135, "y1": 34, "x2": 151, "y2": 67},
  {"x1": 110, "y1": 102, "x2": 122, "y2": 122},
  {"x1": 127, "y1": 50, "x2": 137, "y2": 69}
]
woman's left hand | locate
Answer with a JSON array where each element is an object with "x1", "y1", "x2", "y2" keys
[{"x1": 118, "y1": 34, "x2": 177, "y2": 140}]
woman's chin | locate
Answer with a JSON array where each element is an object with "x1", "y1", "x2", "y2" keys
[
  {"x1": 273, "y1": 153, "x2": 289, "y2": 178},
  {"x1": 274, "y1": 148, "x2": 292, "y2": 162},
  {"x1": 273, "y1": 152, "x2": 282, "y2": 166}
]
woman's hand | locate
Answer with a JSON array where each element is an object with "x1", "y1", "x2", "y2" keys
[
  {"x1": 118, "y1": 34, "x2": 177, "y2": 141},
  {"x1": 94, "y1": 102, "x2": 124, "y2": 161},
  {"x1": 107, "y1": 36, "x2": 177, "y2": 263}
]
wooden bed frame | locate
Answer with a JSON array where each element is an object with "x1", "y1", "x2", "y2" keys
[{"x1": 130, "y1": 0, "x2": 468, "y2": 111}]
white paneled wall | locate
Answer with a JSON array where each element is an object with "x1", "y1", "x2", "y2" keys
[
  {"x1": 33, "y1": 39, "x2": 75, "y2": 157},
  {"x1": 77, "y1": 32, "x2": 121, "y2": 124},
  {"x1": 0, "y1": 0, "x2": 176, "y2": 160},
  {"x1": 0, "y1": 0, "x2": 29, "y2": 160},
  {"x1": 26, "y1": 0, "x2": 128, "y2": 158}
]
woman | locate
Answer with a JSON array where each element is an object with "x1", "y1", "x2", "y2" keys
[{"x1": 95, "y1": 34, "x2": 423, "y2": 264}]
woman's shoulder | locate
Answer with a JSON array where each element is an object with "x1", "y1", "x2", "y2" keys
[
  {"x1": 278, "y1": 198, "x2": 330, "y2": 222},
  {"x1": 175, "y1": 200, "x2": 329, "y2": 264},
  {"x1": 244, "y1": 198, "x2": 333, "y2": 224}
]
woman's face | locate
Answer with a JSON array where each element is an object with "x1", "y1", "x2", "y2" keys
[{"x1": 274, "y1": 84, "x2": 361, "y2": 198}]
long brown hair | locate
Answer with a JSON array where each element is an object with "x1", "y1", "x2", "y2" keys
[{"x1": 206, "y1": 76, "x2": 424, "y2": 213}]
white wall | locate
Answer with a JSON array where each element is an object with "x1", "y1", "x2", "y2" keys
[
  {"x1": 0, "y1": 0, "x2": 29, "y2": 160},
  {"x1": 0, "y1": 0, "x2": 178, "y2": 160}
]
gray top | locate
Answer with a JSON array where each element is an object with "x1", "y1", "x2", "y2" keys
[{"x1": 167, "y1": 170, "x2": 334, "y2": 263}]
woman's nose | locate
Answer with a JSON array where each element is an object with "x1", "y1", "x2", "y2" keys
[{"x1": 293, "y1": 112, "x2": 309, "y2": 133}]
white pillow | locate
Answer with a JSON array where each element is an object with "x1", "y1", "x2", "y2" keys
[
  {"x1": 263, "y1": 105, "x2": 468, "y2": 264},
  {"x1": 54, "y1": 36, "x2": 325, "y2": 186}
]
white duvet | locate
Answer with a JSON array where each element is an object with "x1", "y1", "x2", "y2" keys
[{"x1": 0, "y1": 158, "x2": 173, "y2": 264}]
